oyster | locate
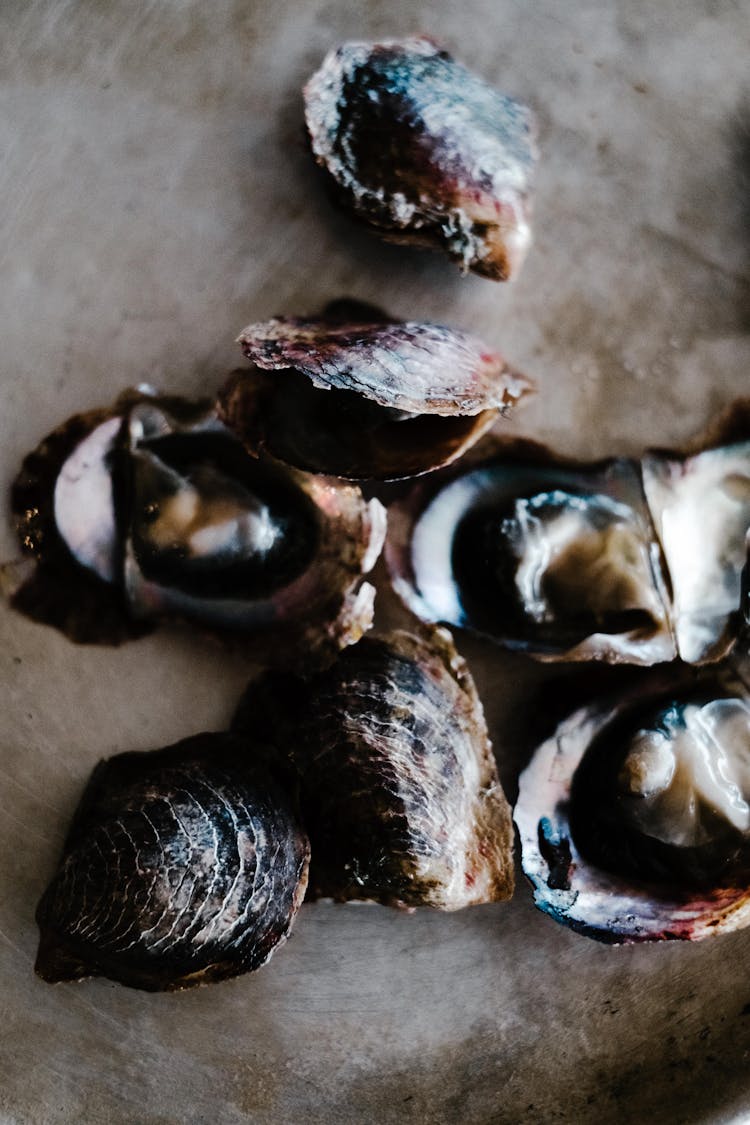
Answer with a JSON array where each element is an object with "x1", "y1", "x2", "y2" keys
[
  {"x1": 515, "y1": 674, "x2": 750, "y2": 942},
  {"x1": 220, "y1": 299, "x2": 532, "y2": 481},
  {"x1": 11, "y1": 389, "x2": 385, "y2": 665},
  {"x1": 387, "y1": 441, "x2": 676, "y2": 665},
  {"x1": 642, "y1": 439, "x2": 750, "y2": 664},
  {"x1": 35, "y1": 732, "x2": 310, "y2": 990},
  {"x1": 387, "y1": 419, "x2": 750, "y2": 665},
  {"x1": 304, "y1": 37, "x2": 537, "y2": 280},
  {"x1": 233, "y1": 626, "x2": 514, "y2": 909}
]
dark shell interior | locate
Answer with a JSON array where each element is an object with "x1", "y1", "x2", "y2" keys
[
  {"x1": 225, "y1": 298, "x2": 531, "y2": 480},
  {"x1": 10, "y1": 390, "x2": 384, "y2": 666},
  {"x1": 515, "y1": 673, "x2": 750, "y2": 943}
]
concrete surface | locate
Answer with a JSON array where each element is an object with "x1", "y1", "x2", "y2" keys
[{"x1": 1, "y1": 1, "x2": 750, "y2": 1122}]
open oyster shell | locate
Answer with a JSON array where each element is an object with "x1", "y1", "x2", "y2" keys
[
  {"x1": 386, "y1": 438, "x2": 676, "y2": 666},
  {"x1": 387, "y1": 413, "x2": 750, "y2": 666},
  {"x1": 35, "y1": 732, "x2": 310, "y2": 990},
  {"x1": 10, "y1": 388, "x2": 385, "y2": 667},
  {"x1": 304, "y1": 37, "x2": 538, "y2": 281},
  {"x1": 233, "y1": 626, "x2": 514, "y2": 910},
  {"x1": 220, "y1": 299, "x2": 532, "y2": 481},
  {"x1": 514, "y1": 669, "x2": 750, "y2": 943}
]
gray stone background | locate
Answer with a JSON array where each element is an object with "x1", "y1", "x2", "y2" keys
[{"x1": 1, "y1": 1, "x2": 750, "y2": 1122}]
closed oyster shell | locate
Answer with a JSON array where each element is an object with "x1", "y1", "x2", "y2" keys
[
  {"x1": 221, "y1": 299, "x2": 532, "y2": 481},
  {"x1": 35, "y1": 733, "x2": 310, "y2": 990},
  {"x1": 10, "y1": 389, "x2": 385, "y2": 666},
  {"x1": 514, "y1": 672, "x2": 750, "y2": 943},
  {"x1": 233, "y1": 626, "x2": 514, "y2": 910},
  {"x1": 305, "y1": 37, "x2": 537, "y2": 280}
]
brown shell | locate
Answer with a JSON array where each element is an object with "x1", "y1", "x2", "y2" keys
[
  {"x1": 9, "y1": 390, "x2": 385, "y2": 669},
  {"x1": 233, "y1": 626, "x2": 514, "y2": 910},
  {"x1": 304, "y1": 37, "x2": 538, "y2": 281},
  {"x1": 221, "y1": 300, "x2": 532, "y2": 481},
  {"x1": 35, "y1": 733, "x2": 310, "y2": 990}
]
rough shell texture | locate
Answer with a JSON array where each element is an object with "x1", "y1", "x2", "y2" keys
[
  {"x1": 304, "y1": 36, "x2": 537, "y2": 280},
  {"x1": 10, "y1": 390, "x2": 386, "y2": 667},
  {"x1": 224, "y1": 298, "x2": 531, "y2": 481},
  {"x1": 514, "y1": 675, "x2": 750, "y2": 943},
  {"x1": 35, "y1": 733, "x2": 310, "y2": 990},
  {"x1": 236, "y1": 311, "x2": 528, "y2": 416},
  {"x1": 226, "y1": 299, "x2": 531, "y2": 481},
  {"x1": 233, "y1": 626, "x2": 514, "y2": 910}
]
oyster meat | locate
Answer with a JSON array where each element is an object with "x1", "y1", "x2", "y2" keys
[
  {"x1": 387, "y1": 420, "x2": 750, "y2": 665},
  {"x1": 387, "y1": 443, "x2": 676, "y2": 665},
  {"x1": 35, "y1": 732, "x2": 310, "y2": 990},
  {"x1": 233, "y1": 626, "x2": 514, "y2": 910},
  {"x1": 515, "y1": 674, "x2": 750, "y2": 942},
  {"x1": 305, "y1": 37, "x2": 538, "y2": 280},
  {"x1": 11, "y1": 389, "x2": 385, "y2": 665},
  {"x1": 220, "y1": 298, "x2": 532, "y2": 481}
]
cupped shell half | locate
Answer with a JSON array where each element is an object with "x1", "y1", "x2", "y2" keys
[
  {"x1": 387, "y1": 411, "x2": 750, "y2": 666},
  {"x1": 10, "y1": 389, "x2": 385, "y2": 667},
  {"x1": 233, "y1": 626, "x2": 514, "y2": 910},
  {"x1": 386, "y1": 437, "x2": 676, "y2": 666},
  {"x1": 304, "y1": 37, "x2": 538, "y2": 281},
  {"x1": 35, "y1": 733, "x2": 310, "y2": 990},
  {"x1": 514, "y1": 671, "x2": 750, "y2": 943},
  {"x1": 221, "y1": 299, "x2": 532, "y2": 481}
]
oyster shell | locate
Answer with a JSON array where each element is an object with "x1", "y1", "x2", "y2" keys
[
  {"x1": 304, "y1": 37, "x2": 537, "y2": 280},
  {"x1": 220, "y1": 299, "x2": 532, "y2": 481},
  {"x1": 515, "y1": 672, "x2": 750, "y2": 943},
  {"x1": 11, "y1": 389, "x2": 385, "y2": 665},
  {"x1": 35, "y1": 732, "x2": 310, "y2": 990},
  {"x1": 233, "y1": 626, "x2": 514, "y2": 910},
  {"x1": 387, "y1": 417, "x2": 750, "y2": 666},
  {"x1": 386, "y1": 440, "x2": 676, "y2": 665},
  {"x1": 642, "y1": 439, "x2": 750, "y2": 664}
]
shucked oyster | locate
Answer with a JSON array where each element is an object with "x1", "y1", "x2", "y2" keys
[
  {"x1": 220, "y1": 299, "x2": 532, "y2": 481},
  {"x1": 387, "y1": 417, "x2": 750, "y2": 666},
  {"x1": 305, "y1": 37, "x2": 538, "y2": 280},
  {"x1": 515, "y1": 672, "x2": 750, "y2": 942},
  {"x1": 233, "y1": 626, "x2": 514, "y2": 909},
  {"x1": 36, "y1": 732, "x2": 310, "y2": 989},
  {"x1": 387, "y1": 440, "x2": 676, "y2": 665},
  {"x1": 10, "y1": 389, "x2": 385, "y2": 666}
]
